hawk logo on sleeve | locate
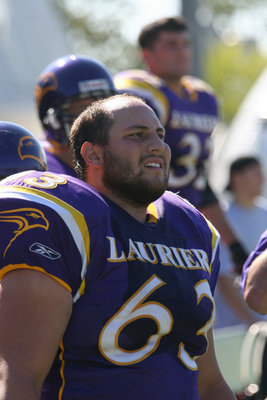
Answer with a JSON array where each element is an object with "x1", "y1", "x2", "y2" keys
[{"x1": 0, "y1": 208, "x2": 49, "y2": 257}]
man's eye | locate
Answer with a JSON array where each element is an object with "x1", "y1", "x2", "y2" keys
[{"x1": 130, "y1": 132, "x2": 142, "y2": 137}]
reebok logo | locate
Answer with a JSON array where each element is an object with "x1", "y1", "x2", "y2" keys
[{"x1": 29, "y1": 243, "x2": 61, "y2": 260}]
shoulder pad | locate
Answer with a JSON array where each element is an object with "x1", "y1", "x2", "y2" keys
[
  {"x1": 114, "y1": 69, "x2": 169, "y2": 126},
  {"x1": 114, "y1": 69, "x2": 162, "y2": 88},
  {"x1": 181, "y1": 75, "x2": 216, "y2": 95}
]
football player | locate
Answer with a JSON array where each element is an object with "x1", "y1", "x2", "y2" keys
[
  {"x1": 35, "y1": 54, "x2": 116, "y2": 176},
  {"x1": 0, "y1": 121, "x2": 47, "y2": 180},
  {"x1": 114, "y1": 16, "x2": 248, "y2": 274},
  {"x1": 241, "y1": 230, "x2": 267, "y2": 399},
  {"x1": 242, "y1": 229, "x2": 267, "y2": 314},
  {"x1": 0, "y1": 94, "x2": 235, "y2": 399}
]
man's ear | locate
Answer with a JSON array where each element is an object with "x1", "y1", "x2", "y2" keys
[
  {"x1": 80, "y1": 142, "x2": 102, "y2": 166},
  {"x1": 142, "y1": 48, "x2": 154, "y2": 65}
]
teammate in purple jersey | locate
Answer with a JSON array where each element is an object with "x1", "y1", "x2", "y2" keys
[
  {"x1": 114, "y1": 18, "x2": 218, "y2": 208},
  {"x1": 242, "y1": 229, "x2": 267, "y2": 314},
  {"x1": 241, "y1": 229, "x2": 267, "y2": 399},
  {"x1": 35, "y1": 54, "x2": 116, "y2": 177},
  {"x1": 114, "y1": 16, "x2": 248, "y2": 274},
  {"x1": 0, "y1": 94, "x2": 235, "y2": 399}
]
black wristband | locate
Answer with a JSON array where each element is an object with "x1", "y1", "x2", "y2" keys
[{"x1": 229, "y1": 241, "x2": 249, "y2": 274}]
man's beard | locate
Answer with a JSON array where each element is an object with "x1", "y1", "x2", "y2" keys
[{"x1": 102, "y1": 148, "x2": 169, "y2": 207}]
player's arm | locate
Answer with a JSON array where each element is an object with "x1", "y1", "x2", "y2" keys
[
  {"x1": 244, "y1": 249, "x2": 267, "y2": 314},
  {"x1": 0, "y1": 269, "x2": 73, "y2": 400},
  {"x1": 196, "y1": 329, "x2": 235, "y2": 400},
  {"x1": 200, "y1": 202, "x2": 248, "y2": 274},
  {"x1": 217, "y1": 274, "x2": 257, "y2": 325}
]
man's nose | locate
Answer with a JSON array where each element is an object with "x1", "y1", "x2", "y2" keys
[{"x1": 146, "y1": 132, "x2": 165, "y2": 152}]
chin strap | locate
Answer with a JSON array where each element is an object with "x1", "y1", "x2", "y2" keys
[{"x1": 43, "y1": 108, "x2": 61, "y2": 130}]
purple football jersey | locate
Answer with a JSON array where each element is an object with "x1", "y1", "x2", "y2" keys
[
  {"x1": 42, "y1": 141, "x2": 77, "y2": 177},
  {"x1": 114, "y1": 70, "x2": 219, "y2": 207},
  {"x1": 0, "y1": 171, "x2": 220, "y2": 399},
  {"x1": 241, "y1": 229, "x2": 267, "y2": 293}
]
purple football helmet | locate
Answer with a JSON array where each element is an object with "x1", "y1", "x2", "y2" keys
[
  {"x1": 35, "y1": 55, "x2": 116, "y2": 146},
  {"x1": 0, "y1": 121, "x2": 47, "y2": 180}
]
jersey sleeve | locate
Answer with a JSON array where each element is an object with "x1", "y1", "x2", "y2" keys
[
  {"x1": 206, "y1": 219, "x2": 221, "y2": 294},
  {"x1": 0, "y1": 190, "x2": 89, "y2": 301},
  {"x1": 241, "y1": 229, "x2": 267, "y2": 293},
  {"x1": 168, "y1": 192, "x2": 221, "y2": 295}
]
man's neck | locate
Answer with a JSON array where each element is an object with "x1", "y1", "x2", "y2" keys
[
  {"x1": 154, "y1": 73, "x2": 183, "y2": 95},
  {"x1": 54, "y1": 148, "x2": 75, "y2": 168},
  {"x1": 164, "y1": 79, "x2": 183, "y2": 95},
  {"x1": 147, "y1": 67, "x2": 182, "y2": 90},
  {"x1": 86, "y1": 177, "x2": 148, "y2": 223},
  {"x1": 104, "y1": 191, "x2": 148, "y2": 223},
  {"x1": 234, "y1": 193, "x2": 255, "y2": 208},
  {"x1": 45, "y1": 142, "x2": 75, "y2": 168}
]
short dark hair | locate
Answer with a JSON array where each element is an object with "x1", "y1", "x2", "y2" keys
[
  {"x1": 138, "y1": 17, "x2": 189, "y2": 49},
  {"x1": 225, "y1": 156, "x2": 261, "y2": 191},
  {"x1": 69, "y1": 93, "x2": 145, "y2": 180}
]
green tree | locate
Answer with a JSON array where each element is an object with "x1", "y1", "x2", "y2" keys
[
  {"x1": 53, "y1": 0, "x2": 267, "y2": 124},
  {"x1": 204, "y1": 40, "x2": 267, "y2": 123},
  {"x1": 53, "y1": 0, "x2": 142, "y2": 74},
  {"x1": 181, "y1": 0, "x2": 267, "y2": 123},
  {"x1": 200, "y1": 0, "x2": 267, "y2": 16}
]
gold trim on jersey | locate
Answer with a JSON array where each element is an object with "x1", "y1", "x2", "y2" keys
[
  {"x1": 0, "y1": 185, "x2": 90, "y2": 302},
  {"x1": 58, "y1": 340, "x2": 66, "y2": 400},
  {"x1": 206, "y1": 220, "x2": 220, "y2": 268},
  {"x1": 0, "y1": 263, "x2": 72, "y2": 293},
  {"x1": 146, "y1": 202, "x2": 158, "y2": 224},
  {"x1": 114, "y1": 71, "x2": 170, "y2": 126},
  {"x1": 160, "y1": 190, "x2": 220, "y2": 273}
]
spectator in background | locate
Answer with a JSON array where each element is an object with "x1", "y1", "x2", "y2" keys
[
  {"x1": 214, "y1": 244, "x2": 259, "y2": 328},
  {"x1": 114, "y1": 16, "x2": 248, "y2": 274},
  {"x1": 0, "y1": 121, "x2": 47, "y2": 180},
  {"x1": 214, "y1": 156, "x2": 267, "y2": 328},
  {"x1": 35, "y1": 54, "x2": 116, "y2": 176},
  {"x1": 223, "y1": 156, "x2": 267, "y2": 253}
]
